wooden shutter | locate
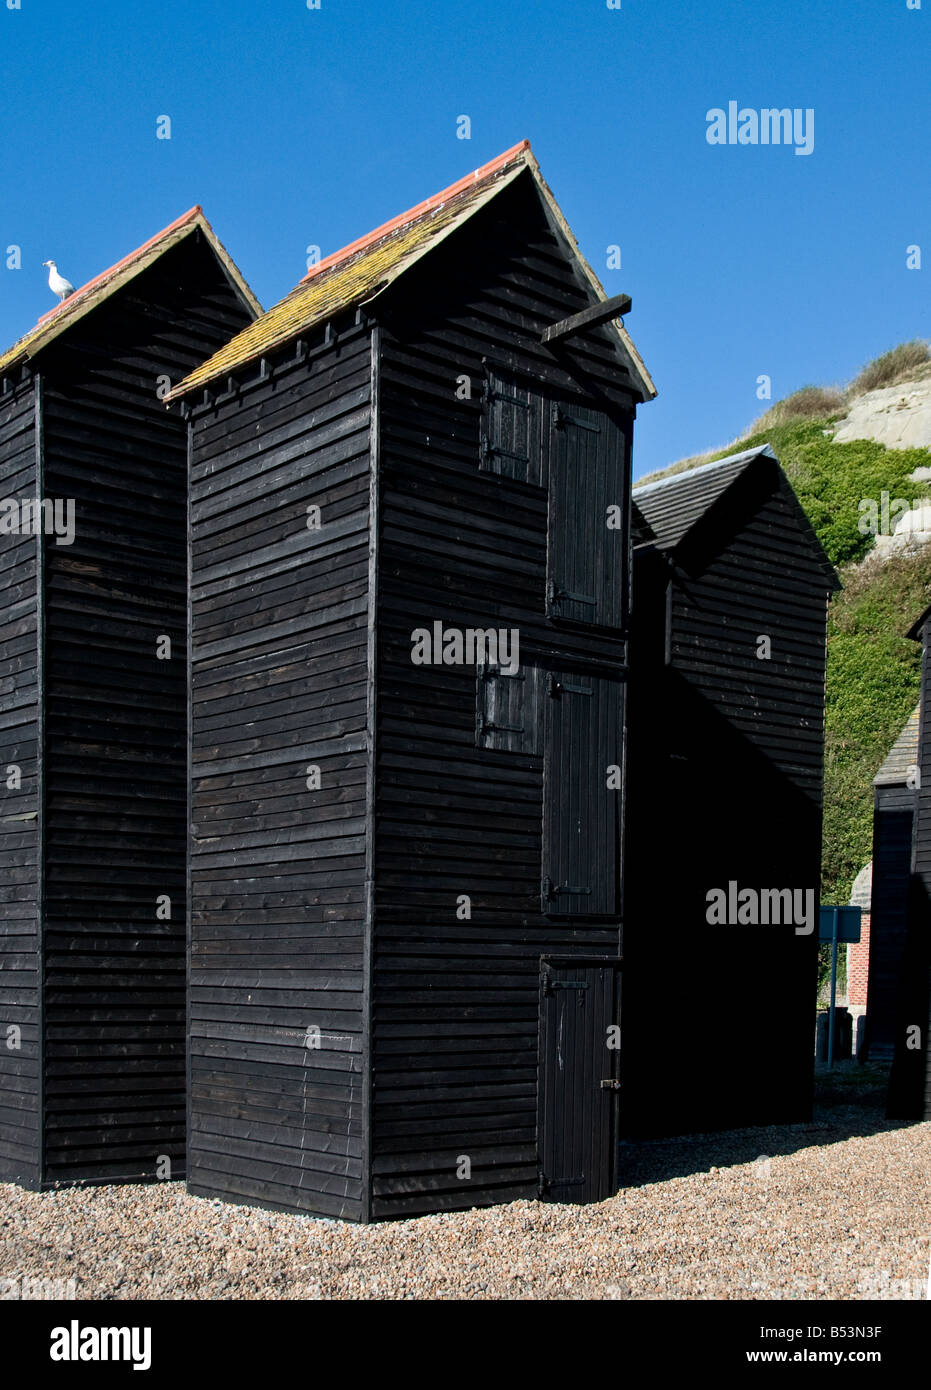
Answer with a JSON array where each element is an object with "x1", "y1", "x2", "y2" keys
[
  {"x1": 546, "y1": 401, "x2": 627, "y2": 628},
  {"x1": 481, "y1": 371, "x2": 543, "y2": 484},
  {"x1": 542, "y1": 671, "x2": 622, "y2": 916},
  {"x1": 476, "y1": 663, "x2": 542, "y2": 754}
]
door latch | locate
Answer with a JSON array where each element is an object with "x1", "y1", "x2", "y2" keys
[{"x1": 600, "y1": 1079, "x2": 622, "y2": 1092}]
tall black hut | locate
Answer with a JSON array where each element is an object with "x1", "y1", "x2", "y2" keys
[
  {"x1": 624, "y1": 446, "x2": 839, "y2": 1138},
  {"x1": 0, "y1": 211, "x2": 259, "y2": 1188},
  {"x1": 888, "y1": 609, "x2": 931, "y2": 1118},
  {"x1": 168, "y1": 141, "x2": 656, "y2": 1220},
  {"x1": 866, "y1": 706, "x2": 919, "y2": 1064}
]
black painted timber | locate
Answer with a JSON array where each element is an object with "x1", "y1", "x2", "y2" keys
[
  {"x1": 866, "y1": 709, "x2": 919, "y2": 1064},
  {"x1": 0, "y1": 375, "x2": 41, "y2": 1184},
  {"x1": 889, "y1": 614, "x2": 931, "y2": 1118},
  {"x1": 0, "y1": 230, "x2": 255, "y2": 1186},
  {"x1": 624, "y1": 452, "x2": 838, "y2": 1139},
  {"x1": 187, "y1": 323, "x2": 373, "y2": 1220},
  {"x1": 186, "y1": 170, "x2": 636, "y2": 1219}
]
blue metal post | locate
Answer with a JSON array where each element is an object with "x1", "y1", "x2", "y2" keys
[{"x1": 827, "y1": 907, "x2": 839, "y2": 1068}]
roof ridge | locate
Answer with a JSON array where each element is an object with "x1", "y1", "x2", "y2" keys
[
  {"x1": 33, "y1": 205, "x2": 203, "y2": 331},
  {"x1": 298, "y1": 141, "x2": 531, "y2": 286},
  {"x1": 633, "y1": 444, "x2": 774, "y2": 496},
  {"x1": 168, "y1": 142, "x2": 656, "y2": 402},
  {"x1": 0, "y1": 206, "x2": 261, "y2": 377}
]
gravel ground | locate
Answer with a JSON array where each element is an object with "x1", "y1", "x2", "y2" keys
[{"x1": 1, "y1": 1087, "x2": 928, "y2": 1300}]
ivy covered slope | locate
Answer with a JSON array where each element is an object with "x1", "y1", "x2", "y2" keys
[{"x1": 639, "y1": 342, "x2": 931, "y2": 905}]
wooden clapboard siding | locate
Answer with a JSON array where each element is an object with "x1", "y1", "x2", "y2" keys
[
  {"x1": 917, "y1": 637, "x2": 931, "y2": 1119},
  {"x1": 0, "y1": 229, "x2": 254, "y2": 1189},
  {"x1": 867, "y1": 786, "x2": 914, "y2": 1063},
  {"x1": 369, "y1": 178, "x2": 634, "y2": 1219},
  {"x1": 889, "y1": 628, "x2": 931, "y2": 1117},
  {"x1": 624, "y1": 466, "x2": 832, "y2": 1139},
  {"x1": 670, "y1": 482, "x2": 830, "y2": 796},
  {"x1": 0, "y1": 377, "x2": 41, "y2": 1184},
  {"x1": 34, "y1": 234, "x2": 252, "y2": 1184},
  {"x1": 187, "y1": 322, "x2": 372, "y2": 1219}
]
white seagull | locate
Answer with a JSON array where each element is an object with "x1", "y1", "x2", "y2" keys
[{"x1": 42, "y1": 260, "x2": 75, "y2": 303}]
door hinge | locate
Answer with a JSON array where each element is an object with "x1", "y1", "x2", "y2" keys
[
  {"x1": 544, "y1": 875, "x2": 592, "y2": 899},
  {"x1": 479, "y1": 719, "x2": 523, "y2": 735},
  {"x1": 547, "y1": 579, "x2": 597, "y2": 610},
  {"x1": 600, "y1": 1079, "x2": 622, "y2": 1092}
]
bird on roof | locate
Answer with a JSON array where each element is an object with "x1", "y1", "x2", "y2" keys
[{"x1": 42, "y1": 260, "x2": 75, "y2": 303}]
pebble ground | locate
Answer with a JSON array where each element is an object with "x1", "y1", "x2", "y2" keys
[{"x1": 1, "y1": 1077, "x2": 927, "y2": 1300}]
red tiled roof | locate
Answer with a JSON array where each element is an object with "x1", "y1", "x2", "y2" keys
[
  {"x1": 0, "y1": 207, "x2": 261, "y2": 375},
  {"x1": 299, "y1": 140, "x2": 531, "y2": 285},
  {"x1": 34, "y1": 205, "x2": 202, "y2": 329},
  {"x1": 169, "y1": 141, "x2": 656, "y2": 401}
]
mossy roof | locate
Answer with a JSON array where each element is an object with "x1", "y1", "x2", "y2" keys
[{"x1": 167, "y1": 141, "x2": 655, "y2": 402}]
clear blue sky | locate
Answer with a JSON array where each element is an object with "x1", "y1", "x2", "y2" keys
[{"x1": 1, "y1": 0, "x2": 927, "y2": 476}]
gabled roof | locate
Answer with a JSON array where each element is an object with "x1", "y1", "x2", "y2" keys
[
  {"x1": 633, "y1": 445, "x2": 769, "y2": 550},
  {"x1": 0, "y1": 207, "x2": 261, "y2": 376},
  {"x1": 874, "y1": 705, "x2": 921, "y2": 786},
  {"x1": 632, "y1": 443, "x2": 841, "y2": 591},
  {"x1": 167, "y1": 140, "x2": 655, "y2": 402}
]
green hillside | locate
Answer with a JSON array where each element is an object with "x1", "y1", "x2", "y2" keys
[{"x1": 640, "y1": 343, "x2": 931, "y2": 905}]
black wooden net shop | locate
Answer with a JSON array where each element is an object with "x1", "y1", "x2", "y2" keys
[
  {"x1": 168, "y1": 140, "x2": 656, "y2": 1220},
  {"x1": 0, "y1": 211, "x2": 259, "y2": 1188},
  {"x1": 887, "y1": 608, "x2": 931, "y2": 1120},
  {"x1": 624, "y1": 447, "x2": 839, "y2": 1139},
  {"x1": 865, "y1": 707, "x2": 919, "y2": 1067}
]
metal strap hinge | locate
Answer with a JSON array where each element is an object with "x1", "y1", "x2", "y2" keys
[
  {"x1": 544, "y1": 875, "x2": 592, "y2": 898},
  {"x1": 547, "y1": 579, "x2": 597, "y2": 608}
]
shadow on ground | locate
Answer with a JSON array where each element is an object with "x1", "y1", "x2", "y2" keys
[{"x1": 617, "y1": 1060, "x2": 919, "y2": 1188}]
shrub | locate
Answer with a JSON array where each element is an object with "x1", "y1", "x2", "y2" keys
[
  {"x1": 748, "y1": 385, "x2": 847, "y2": 434},
  {"x1": 821, "y1": 546, "x2": 931, "y2": 904},
  {"x1": 850, "y1": 340, "x2": 931, "y2": 396}
]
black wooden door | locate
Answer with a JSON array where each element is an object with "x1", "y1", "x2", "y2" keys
[
  {"x1": 546, "y1": 401, "x2": 627, "y2": 628},
  {"x1": 538, "y1": 958, "x2": 621, "y2": 1203},
  {"x1": 542, "y1": 670, "x2": 622, "y2": 916}
]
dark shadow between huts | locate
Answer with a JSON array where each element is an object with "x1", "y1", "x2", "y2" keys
[{"x1": 616, "y1": 1061, "x2": 913, "y2": 1188}]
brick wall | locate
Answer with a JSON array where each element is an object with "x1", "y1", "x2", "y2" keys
[{"x1": 847, "y1": 912, "x2": 871, "y2": 1007}]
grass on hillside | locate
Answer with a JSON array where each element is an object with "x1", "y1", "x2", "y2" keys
[{"x1": 645, "y1": 340, "x2": 931, "y2": 486}]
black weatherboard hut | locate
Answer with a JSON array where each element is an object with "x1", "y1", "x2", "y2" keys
[
  {"x1": 887, "y1": 608, "x2": 931, "y2": 1119},
  {"x1": 0, "y1": 212, "x2": 259, "y2": 1188},
  {"x1": 625, "y1": 446, "x2": 839, "y2": 1138},
  {"x1": 866, "y1": 706, "x2": 919, "y2": 1065},
  {"x1": 168, "y1": 140, "x2": 656, "y2": 1220}
]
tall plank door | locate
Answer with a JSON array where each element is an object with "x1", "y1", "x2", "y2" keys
[
  {"x1": 542, "y1": 672, "x2": 622, "y2": 917},
  {"x1": 545, "y1": 401, "x2": 627, "y2": 630},
  {"x1": 538, "y1": 959, "x2": 622, "y2": 1202}
]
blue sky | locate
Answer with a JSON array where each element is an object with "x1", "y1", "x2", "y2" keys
[{"x1": 1, "y1": 0, "x2": 927, "y2": 476}]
